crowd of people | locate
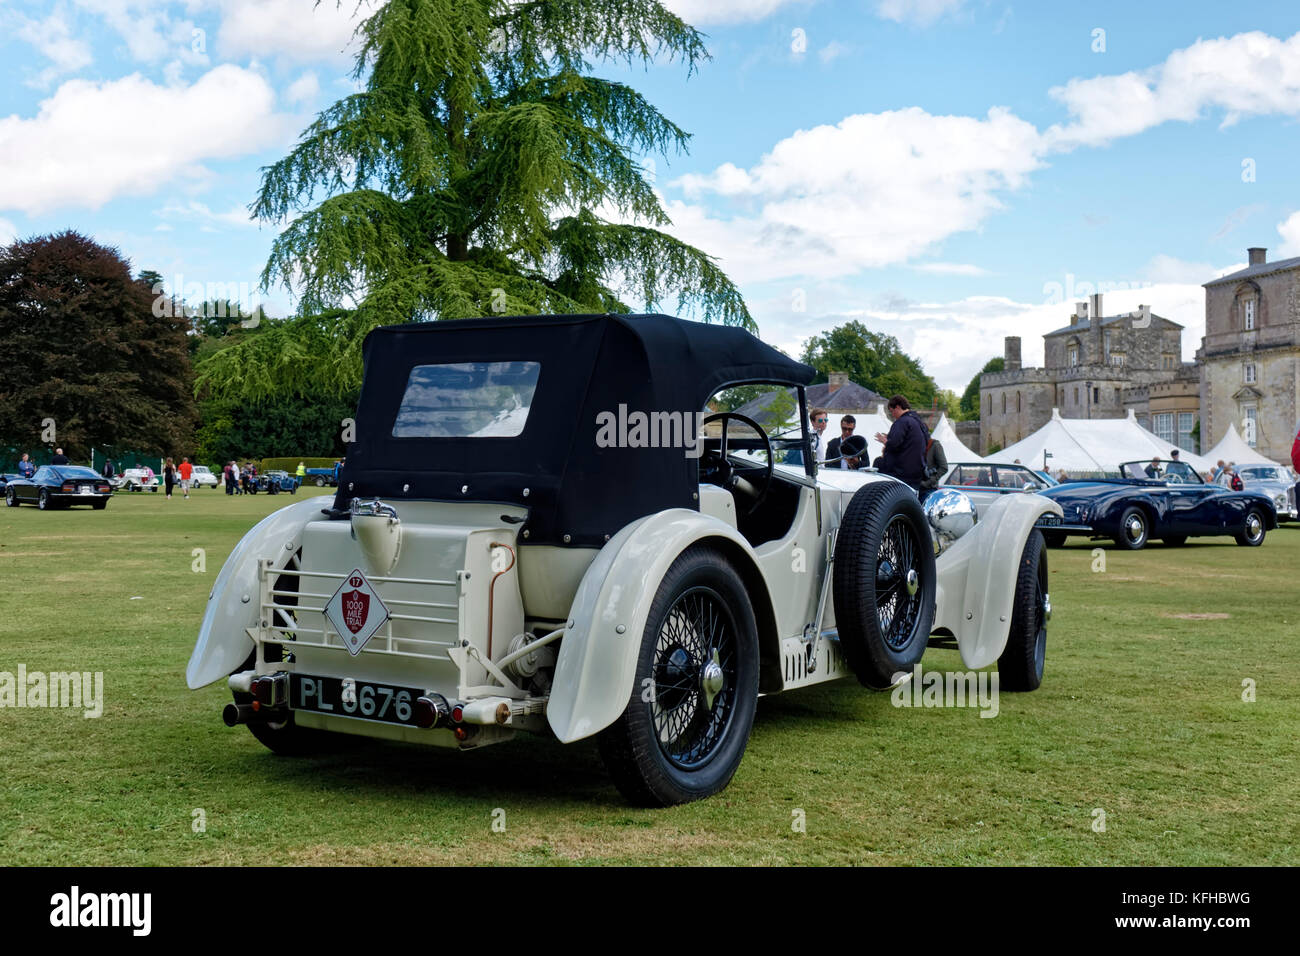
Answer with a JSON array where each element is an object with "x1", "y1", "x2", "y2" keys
[{"x1": 790, "y1": 394, "x2": 948, "y2": 501}]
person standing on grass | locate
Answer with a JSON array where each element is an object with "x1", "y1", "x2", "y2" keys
[
  {"x1": 873, "y1": 395, "x2": 929, "y2": 493},
  {"x1": 1291, "y1": 418, "x2": 1300, "y2": 507},
  {"x1": 164, "y1": 457, "x2": 176, "y2": 499},
  {"x1": 51, "y1": 447, "x2": 69, "y2": 465},
  {"x1": 18, "y1": 453, "x2": 34, "y2": 479},
  {"x1": 179, "y1": 457, "x2": 193, "y2": 499}
]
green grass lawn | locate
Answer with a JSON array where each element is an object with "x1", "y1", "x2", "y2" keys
[{"x1": 2, "y1": 486, "x2": 1296, "y2": 865}]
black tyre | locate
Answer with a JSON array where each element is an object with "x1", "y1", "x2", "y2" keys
[
  {"x1": 314, "y1": 476, "x2": 326, "y2": 487},
  {"x1": 92, "y1": 500, "x2": 107, "y2": 510},
  {"x1": 1113, "y1": 506, "x2": 1148, "y2": 550},
  {"x1": 1234, "y1": 508, "x2": 1266, "y2": 547},
  {"x1": 38, "y1": 489, "x2": 51, "y2": 510},
  {"x1": 998, "y1": 530, "x2": 1048, "y2": 692},
  {"x1": 832, "y1": 482, "x2": 937, "y2": 688},
  {"x1": 1162, "y1": 534, "x2": 1187, "y2": 546},
  {"x1": 1041, "y1": 530, "x2": 1066, "y2": 548},
  {"x1": 4, "y1": 487, "x2": 16, "y2": 507},
  {"x1": 235, "y1": 690, "x2": 349, "y2": 756},
  {"x1": 597, "y1": 545, "x2": 759, "y2": 806}
]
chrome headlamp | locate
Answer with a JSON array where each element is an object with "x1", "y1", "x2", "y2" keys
[{"x1": 924, "y1": 488, "x2": 977, "y2": 555}]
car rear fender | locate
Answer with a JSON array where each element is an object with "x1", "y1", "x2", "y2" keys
[
  {"x1": 932, "y1": 493, "x2": 1062, "y2": 670},
  {"x1": 548, "y1": 508, "x2": 761, "y2": 744},
  {"x1": 185, "y1": 498, "x2": 331, "y2": 689}
]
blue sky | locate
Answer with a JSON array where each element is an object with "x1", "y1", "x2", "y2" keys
[{"x1": 2, "y1": 0, "x2": 1298, "y2": 391}]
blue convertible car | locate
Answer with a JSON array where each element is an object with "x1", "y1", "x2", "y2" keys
[{"x1": 1034, "y1": 460, "x2": 1276, "y2": 549}]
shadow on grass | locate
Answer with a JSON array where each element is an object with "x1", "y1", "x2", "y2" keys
[{"x1": 198, "y1": 677, "x2": 893, "y2": 808}]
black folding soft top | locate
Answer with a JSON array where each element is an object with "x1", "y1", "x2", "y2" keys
[{"x1": 335, "y1": 313, "x2": 815, "y2": 547}]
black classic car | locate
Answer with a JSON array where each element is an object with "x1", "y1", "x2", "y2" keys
[
  {"x1": 4, "y1": 465, "x2": 113, "y2": 510},
  {"x1": 1034, "y1": 460, "x2": 1276, "y2": 549}
]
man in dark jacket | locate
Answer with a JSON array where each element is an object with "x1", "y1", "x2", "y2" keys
[
  {"x1": 825, "y1": 414, "x2": 863, "y2": 470},
  {"x1": 874, "y1": 395, "x2": 928, "y2": 490}
]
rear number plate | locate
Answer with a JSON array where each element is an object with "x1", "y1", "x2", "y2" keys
[{"x1": 291, "y1": 674, "x2": 422, "y2": 725}]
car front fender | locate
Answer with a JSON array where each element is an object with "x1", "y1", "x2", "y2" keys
[
  {"x1": 548, "y1": 508, "x2": 759, "y2": 744},
  {"x1": 185, "y1": 498, "x2": 330, "y2": 689},
  {"x1": 933, "y1": 492, "x2": 1062, "y2": 670}
]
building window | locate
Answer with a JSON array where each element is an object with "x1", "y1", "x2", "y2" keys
[
  {"x1": 1154, "y1": 412, "x2": 1175, "y2": 444},
  {"x1": 1016, "y1": 391, "x2": 1021, "y2": 413},
  {"x1": 1103, "y1": 330, "x2": 1111, "y2": 361},
  {"x1": 1177, "y1": 412, "x2": 1195, "y2": 452},
  {"x1": 1242, "y1": 406, "x2": 1258, "y2": 446},
  {"x1": 1161, "y1": 354, "x2": 1175, "y2": 369},
  {"x1": 1067, "y1": 346, "x2": 1079, "y2": 366},
  {"x1": 1073, "y1": 386, "x2": 1079, "y2": 404},
  {"x1": 1110, "y1": 353, "x2": 1125, "y2": 366},
  {"x1": 1114, "y1": 388, "x2": 1121, "y2": 402},
  {"x1": 1244, "y1": 298, "x2": 1255, "y2": 330},
  {"x1": 1244, "y1": 363, "x2": 1256, "y2": 384},
  {"x1": 1093, "y1": 387, "x2": 1099, "y2": 404}
]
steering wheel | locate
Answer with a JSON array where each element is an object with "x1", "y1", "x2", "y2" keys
[{"x1": 700, "y1": 412, "x2": 774, "y2": 516}]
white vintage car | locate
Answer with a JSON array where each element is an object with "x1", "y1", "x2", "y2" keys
[
  {"x1": 187, "y1": 314, "x2": 1061, "y2": 805},
  {"x1": 190, "y1": 465, "x2": 221, "y2": 489}
]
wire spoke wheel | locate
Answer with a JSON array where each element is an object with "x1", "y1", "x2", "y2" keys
[
  {"x1": 875, "y1": 514, "x2": 923, "y2": 650},
  {"x1": 649, "y1": 587, "x2": 738, "y2": 770},
  {"x1": 598, "y1": 545, "x2": 759, "y2": 806},
  {"x1": 832, "y1": 482, "x2": 937, "y2": 688},
  {"x1": 998, "y1": 529, "x2": 1048, "y2": 691}
]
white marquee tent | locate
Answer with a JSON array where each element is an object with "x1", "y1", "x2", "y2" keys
[
  {"x1": 985, "y1": 409, "x2": 1215, "y2": 476},
  {"x1": 930, "y1": 413, "x2": 983, "y2": 463},
  {"x1": 1203, "y1": 423, "x2": 1282, "y2": 467}
]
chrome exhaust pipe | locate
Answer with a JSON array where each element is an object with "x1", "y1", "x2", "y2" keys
[{"x1": 223, "y1": 703, "x2": 255, "y2": 726}]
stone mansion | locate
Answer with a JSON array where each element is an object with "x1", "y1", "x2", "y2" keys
[{"x1": 979, "y1": 247, "x2": 1300, "y2": 462}]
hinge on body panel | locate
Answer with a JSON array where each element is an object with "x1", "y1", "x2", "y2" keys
[{"x1": 801, "y1": 527, "x2": 838, "y2": 673}]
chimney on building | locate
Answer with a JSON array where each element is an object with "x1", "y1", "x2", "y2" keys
[
  {"x1": 827, "y1": 371, "x2": 848, "y2": 394},
  {"x1": 1248, "y1": 247, "x2": 1266, "y2": 266},
  {"x1": 1089, "y1": 292, "x2": 1103, "y2": 321},
  {"x1": 1073, "y1": 301, "x2": 1088, "y2": 325},
  {"x1": 1004, "y1": 336, "x2": 1022, "y2": 371}
]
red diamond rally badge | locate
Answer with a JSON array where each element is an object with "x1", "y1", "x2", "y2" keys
[{"x1": 326, "y1": 569, "x2": 389, "y2": 656}]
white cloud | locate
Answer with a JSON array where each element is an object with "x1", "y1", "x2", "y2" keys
[
  {"x1": 661, "y1": 0, "x2": 814, "y2": 25},
  {"x1": 0, "y1": 218, "x2": 18, "y2": 245},
  {"x1": 72, "y1": 0, "x2": 205, "y2": 64},
  {"x1": 156, "y1": 199, "x2": 257, "y2": 229},
  {"x1": 1140, "y1": 254, "x2": 1219, "y2": 286},
  {"x1": 285, "y1": 71, "x2": 320, "y2": 105},
  {"x1": 912, "y1": 262, "x2": 990, "y2": 276},
  {"x1": 14, "y1": 7, "x2": 93, "y2": 87},
  {"x1": 0, "y1": 66, "x2": 290, "y2": 215},
  {"x1": 756, "y1": 273, "x2": 1218, "y2": 391},
  {"x1": 818, "y1": 41, "x2": 850, "y2": 64},
  {"x1": 668, "y1": 106, "x2": 1043, "y2": 281},
  {"x1": 1276, "y1": 210, "x2": 1300, "y2": 258},
  {"x1": 875, "y1": 0, "x2": 965, "y2": 26},
  {"x1": 213, "y1": 0, "x2": 375, "y2": 63},
  {"x1": 1046, "y1": 31, "x2": 1300, "y2": 150}
]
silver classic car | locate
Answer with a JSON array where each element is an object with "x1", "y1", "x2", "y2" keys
[
  {"x1": 1235, "y1": 464, "x2": 1296, "y2": 521},
  {"x1": 940, "y1": 462, "x2": 1057, "y2": 519},
  {"x1": 188, "y1": 314, "x2": 1060, "y2": 806}
]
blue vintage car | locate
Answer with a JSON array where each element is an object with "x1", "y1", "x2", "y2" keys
[{"x1": 1034, "y1": 460, "x2": 1276, "y2": 549}]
